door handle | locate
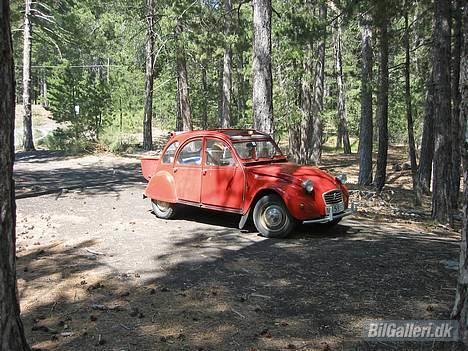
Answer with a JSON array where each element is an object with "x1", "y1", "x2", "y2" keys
[
  {"x1": 202, "y1": 170, "x2": 207, "y2": 175},
  {"x1": 173, "y1": 168, "x2": 178, "y2": 173}
]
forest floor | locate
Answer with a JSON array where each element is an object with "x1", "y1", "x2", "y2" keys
[{"x1": 14, "y1": 146, "x2": 464, "y2": 351}]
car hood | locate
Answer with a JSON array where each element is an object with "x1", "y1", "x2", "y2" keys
[{"x1": 247, "y1": 162, "x2": 339, "y2": 186}]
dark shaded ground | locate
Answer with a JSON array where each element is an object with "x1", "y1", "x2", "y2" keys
[
  {"x1": 15, "y1": 151, "x2": 143, "y2": 199},
  {"x1": 14, "y1": 150, "x2": 463, "y2": 351}
]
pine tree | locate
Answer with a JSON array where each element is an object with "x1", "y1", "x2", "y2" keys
[
  {"x1": 358, "y1": 13, "x2": 373, "y2": 186},
  {"x1": 252, "y1": 0, "x2": 273, "y2": 135},
  {"x1": 431, "y1": 0, "x2": 453, "y2": 224},
  {"x1": 0, "y1": 0, "x2": 31, "y2": 348}
]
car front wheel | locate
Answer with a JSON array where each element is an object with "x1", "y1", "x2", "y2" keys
[
  {"x1": 151, "y1": 200, "x2": 177, "y2": 219},
  {"x1": 253, "y1": 194, "x2": 295, "y2": 238}
]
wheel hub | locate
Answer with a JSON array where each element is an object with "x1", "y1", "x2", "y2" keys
[
  {"x1": 263, "y1": 205, "x2": 284, "y2": 228},
  {"x1": 156, "y1": 201, "x2": 170, "y2": 211}
]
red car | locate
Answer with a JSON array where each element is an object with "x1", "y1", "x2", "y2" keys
[{"x1": 141, "y1": 129, "x2": 355, "y2": 238}]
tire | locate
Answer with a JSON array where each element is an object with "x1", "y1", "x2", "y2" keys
[
  {"x1": 253, "y1": 194, "x2": 295, "y2": 238},
  {"x1": 151, "y1": 200, "x2": 177, "y2": 219}
]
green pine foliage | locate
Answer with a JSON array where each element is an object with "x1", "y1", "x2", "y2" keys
[{"x1": 11, "y1": 0, "x2": 440, "y2": 152}]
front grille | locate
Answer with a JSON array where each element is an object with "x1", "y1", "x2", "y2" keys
[{"x1": 323, "y1": 190, "x2": 343, "y2": 205}]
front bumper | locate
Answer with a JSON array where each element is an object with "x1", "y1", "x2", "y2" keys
[{"x1": 302, "y1": 202, "x2": 357, "y2": 225}]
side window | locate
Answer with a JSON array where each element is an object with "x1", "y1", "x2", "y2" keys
[
  {"x1": 205, "y1": 139, "x2": 235, "y2": 166},
  {"x1": 162, "y1": 141, "x2": 179, "y2": 164},
  {"x1": 176, "y1": 139, "x2": 203, "y2": 165}
]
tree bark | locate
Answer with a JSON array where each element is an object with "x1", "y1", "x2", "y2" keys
[
  {"x1": 451, "y1": 4, "x2": 468, "y2": 342},
  {"x1": 334, "y1": 15, "x2": 351, "y2": 154},
  {"x1": 416, "y1": 73, "x2": 435, "y2": 197},
  {"x1": 221, "y1": 0, "x2": 232, "y2": 128},
  {"x1": 374, "y1": 11, "x2": 389, "y2": 192},
  {"x1": 22, "y1": 0, "x2": 35, "y2": 151},
  {"x1": 451, "y1": 0, "x2": 462, "y2": 208},
  {"x1": 40, "y1": 70, "x2": 48, "y2": 108},
  {"x1": 236, "y1": 52, "x2": 246, "y2": 125},
  {"x1": 299, "y1": 44, "x2": 313, "y2": 164},
  {"x1": 176, "y1": 22, "x2": 193, "y2": 131},
  {"x1": 175, "y1": 78, "x2": 182, "y2": 131},
  {"x1": 431, "y1": 0, "x2": 453, "y2": 224},
  {"x1": 252, "y1": 0, "x2": 273, "y2": 135},
  {"x1": 217, "y1": 58, "x2": 223, "y2": 126},
  {"x1": 358, "y1": 15, "x2": 373, "y2": 186},
  {"x1": 0, "y1": 1, "x2": 31, "y2": 349},
  {"x1": 309, "y1": 3, "x2": 327, "y2": 165},
  {"x1": 288, "y1": 123, "x2": 301, "y2": 163},
  {"x1": 404, "y1": 7, "x2": 418, "y2": 185},
  {"x1": 201, "y1": 63, "x2": 208, "y2": 129},
  {"x1": 142, "y1": 0, "x2": 154, "y2": 150}
]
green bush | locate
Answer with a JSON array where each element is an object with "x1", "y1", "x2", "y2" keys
[
  {"x1": 99, "y1": 127, "x2": 139, "y2": 154},
  {"x1": 44, "y1": 128, "x2": 96, "y2": 154}
]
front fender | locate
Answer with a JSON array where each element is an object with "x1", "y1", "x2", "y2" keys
[
  {"x1": 244, "y1": 181, "x2": 323, "y2": 221},
  {"x1": 243, "y1": 181, "x2": 301, "y2": 216},
  {"x1": 145, "y1": 170, "x2": 177, "y2": 203}
]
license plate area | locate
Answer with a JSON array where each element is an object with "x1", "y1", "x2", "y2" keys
[{"x1": 326, "y1": 201, "x2": 345, "y2": 215}]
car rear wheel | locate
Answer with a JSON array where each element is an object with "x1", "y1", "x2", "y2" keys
[
  {"x1": 253, "y1": 194, "x2": 295, "y2": 238},
  {"x1": 151, "y1": 200, "x2": 177, "y2": 219}
]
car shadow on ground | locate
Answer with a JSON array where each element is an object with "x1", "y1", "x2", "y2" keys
[{"x1": 157, "y1": 204, "x2": 359, "y2": 240}]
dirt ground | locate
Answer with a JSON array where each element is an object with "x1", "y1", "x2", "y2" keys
[{"x1": 14, "y1": 148, "x2": 463, "y2": 351}]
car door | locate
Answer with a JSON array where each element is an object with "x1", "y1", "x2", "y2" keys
[
  {"x1": 201, "y1": 138, "x2": 245, "y2": 211},
  {"x1": 174, "y1": 138, "x2": 203, "y2": 203}
]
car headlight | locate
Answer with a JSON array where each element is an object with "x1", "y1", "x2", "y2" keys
[
  {"x1": 336, "y1": 173, "x2": 347, "y2": 184},
  {"x1": 302, "y1": 179, "x2": 314, "y2": 193}
]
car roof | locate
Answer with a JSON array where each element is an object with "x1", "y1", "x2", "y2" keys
[{"x1": 168, "y1": 129, "x2": 271, "y2": 143}]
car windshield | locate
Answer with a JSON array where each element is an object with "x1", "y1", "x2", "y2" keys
[{"x1": 233, "y1": 140, "x2": 283, "y2": 161}]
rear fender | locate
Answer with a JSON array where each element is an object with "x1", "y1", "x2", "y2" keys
[
  {"x1": 145, "y1": 170, "x2": 177, "y2": 203},
  {"x1": 141, "y1": 157, "x2": 159, "y2": 181}
]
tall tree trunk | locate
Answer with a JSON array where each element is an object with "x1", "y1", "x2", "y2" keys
[
  {"x1": 431, "y1": 0, "x2": 453, "y2": 224},
  {"x1": 201, "y1": 63, "x2": 208, "y2": 129},
  {"x1": 175, "y1": 78, "x2": 182, "y2": 131},
  {"x1": 358, "y1": 15, "x2": 373, "y2": 185},
  {"x1": 236, "y1": 52, "x2": 246, "y2": 125},
  {"x1": 22, "y1": 0, "x2": 35, "y2": 151},
  {"x1": 451, "y1": 4, "x2": 468, "y2": 342},
  {"x1": 374, "y1": 12, "x2": 389, "y2": 192},
  {"x1": 404, "y1": 7, "x2": 418, "y2": 185},
  {"x1": 288, "y1": 123, "x2": 301, "y2": 163},
  {"x1": 252, "y1": 0, "x2": 273, "y2": 135},
  {"x1": 176, "y1": 22, "x2": 193, "y2": 131},
  {"x1": 40, "y1": 70, "x2": 47, "y2": 107},
  {"x1": 0, "y1": 1, "x2": 31, "y2": 349},
  {"x1": 142, "y1": 0, "x2": 154, "y2": 150},
  {"x1": 451, "y1": 0, "x2": 462, "y2": 208},
  {"x1": 309, "y1": 3, "x2": 327, "y2": 164},
  {"x1": 221, "y1": 0, "x2": 232, "y2": 128},
  {"x1": 217, "y1": 58, "x2": 223, "y2": 126},
  {"x1": 299, "y1": 44, "x2": 313, "y2": 164},
  {"x1": 416, "y1": 73, "x2": 435, "y2": 198},
  {"x1": 334, "y1": 15, "x2": 351, "y2": 154}
]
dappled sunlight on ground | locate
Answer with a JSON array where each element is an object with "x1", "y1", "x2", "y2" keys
[{"x1": 14, "y1": 149, "x2": 464, "y2": 350}]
